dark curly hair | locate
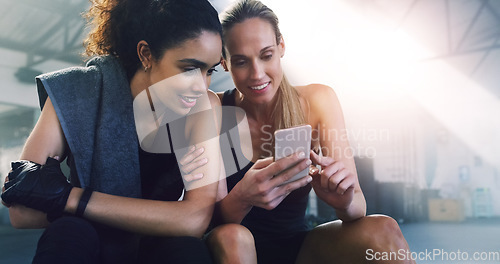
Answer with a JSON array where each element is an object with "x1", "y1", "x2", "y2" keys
[{"x1": 84, "y1": 0, "x2": 222, "y2": 79}]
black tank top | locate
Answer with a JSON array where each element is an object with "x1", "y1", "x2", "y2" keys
[
  {"x1": 222, "y1": 89, "x2": 312, "y2": 235},
  {"x1": 139, "y1": 122, "x2": 184, "y2": 201}
]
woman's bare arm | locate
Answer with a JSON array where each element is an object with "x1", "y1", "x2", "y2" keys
[
  {"x1": 8, "y1": 97, "x2": 66, "y2": 228},
  {"x1": 78, "y1": 92, "x2": 221, "y2": 237},
  {"x1": 301, "y1": 84, "x2": 366, "y2": 221},
  {"x1": 8, "y1": 93, "x2": 221, "y2": 237}
]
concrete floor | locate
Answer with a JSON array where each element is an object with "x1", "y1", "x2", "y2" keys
[
  {"x1": 0, "y1": 218, "x2": 499, "y2": 263},
  {"x1": 399, "y1": 218, "x2": 500, "y2": 264}
]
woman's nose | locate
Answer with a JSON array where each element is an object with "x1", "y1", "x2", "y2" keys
[
  {"x1": 250, "y1": 61, "x2": 264, "y2": 80},
  {"x1": 191, "y1": 72, "x2": 208, "y2": 93}
]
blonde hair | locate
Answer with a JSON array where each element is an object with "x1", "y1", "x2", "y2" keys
[
  {"x1": 221, "y1": 0, "x2": 305, "y2": 131},
  {"x1": 272, "y1": 75, "x2": 305, "y2": 130}
]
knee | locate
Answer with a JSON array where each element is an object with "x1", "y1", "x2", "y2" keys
[
  {"x1": 357, "y1": 215, "x2": 407, "y2": 250},
  {"x1": 208, "y1": 224, "x2": 254, "y2": 251},
  {"x1": 368, "y1": 215, "x2": 404, "y2": 238}
]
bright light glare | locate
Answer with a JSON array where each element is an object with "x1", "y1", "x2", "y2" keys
[
  {"x1": 266, "y1": 0, "x2": 500, "y2": 166},
  {"x1": 408, "y1": 60, "x2": 500, "y2": 166}
]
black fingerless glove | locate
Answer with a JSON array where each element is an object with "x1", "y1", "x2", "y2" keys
[{"x1": 1, "y1": 157, "x2": 72, "y2": 221}]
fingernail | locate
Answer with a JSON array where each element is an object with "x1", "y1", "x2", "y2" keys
[
  {"x1": 192, "y1": 173, "x2": 204, "y2": 180},
  {"x1": 306, "y1": 176, "x2": 313, "y2": 183},
  {"x1": 298, "y1": 152, "x2": 305, "y2": 158},
  {"x1": 305, "y1": 159, "x2": 312, "y2": 165},
  {"x1": 53, "y1": 156, "x2": 60, "y2": 161},
  {"x1": 189, "y1": 145, "x2": 196, "y2": 152},
  {"x1": 198, "y1": 147, "x2": 205, "y2": 153},
  {"x1": 200, "y1": 158, "x2": 208, "y2": 164}
]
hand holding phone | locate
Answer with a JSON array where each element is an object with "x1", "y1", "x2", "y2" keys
[{"x1": 274, "y1": 124, "x2": 312, "y2": 185}]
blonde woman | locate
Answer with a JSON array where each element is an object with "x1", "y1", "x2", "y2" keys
[{"x1": 206, "y1": 1, "x2": 414, "y2": 263}]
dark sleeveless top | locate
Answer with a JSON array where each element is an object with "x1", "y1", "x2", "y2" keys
[
  {"x1": 139, "y1": 148, "x2": 183, "y2": 201},
  {"x1": 222, "y1": 89, "x2": 312, "y2": 235},
  {"x1": 139, "y1": 122, "x2": 184, "y2": 201}
]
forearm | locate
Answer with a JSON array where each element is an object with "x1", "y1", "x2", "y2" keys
[
  {"x1": 8, "y1": 204, "x2": 49, "y2": 229},
  {"x1": 9, "y1": 177, "x2": 217, "y2": 237},
  {"x1": 334, "y1": 191, "x2": 366, "y2": 222},
  {"x1": 68, "y1": 185, "x2": 216, "y2": 238},
  {"x1": 8, "y1": 97, "x2": 66, "y2": 229},
  {"x1": 214, "y1": 185, "x2": 252, "y2": 225}
]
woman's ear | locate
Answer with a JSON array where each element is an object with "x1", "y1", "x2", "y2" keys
[
  {"x1": 278, "y1": 35, "x2": 285, "y2": 58},
  {"x1": 221, "y1": 56, "x2": 229, "y2": 72},
  {"x1": 137, "y1": 40, "x2": 152, "y2": 71}
]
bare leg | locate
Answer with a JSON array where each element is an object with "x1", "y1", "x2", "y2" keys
[
  {"x1": 295, "y1": 214, "x2": 415, "y2": 264},
  {"x1": 206, "y1": 224, "x2": 257, "y2": 264}
]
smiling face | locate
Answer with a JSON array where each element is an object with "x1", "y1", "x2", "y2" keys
[
  {"x1": 148, "y1": 31, "x2": 222, "y2": 116},
  {"x1": 224, "y1": 18, "x2": 285, "y2": 105}
]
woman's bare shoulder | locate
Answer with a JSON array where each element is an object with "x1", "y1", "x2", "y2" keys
[
  {"x1": 207, "y1": 89, "x2": 221, "y2": 107},
  {"x1": 296, "y1": 83, "x2": 340, "y2": 109},
  {"x1": 215, "y1": 90, "x2": 228, "y2": 103}
]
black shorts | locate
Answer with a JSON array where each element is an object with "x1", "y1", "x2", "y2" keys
[
  {"x1": 252, "y1": 230, "x2": 309, "y2": 264},
  {"x1": 34, "y1": 216, "x2": 213, "y2": 264}
]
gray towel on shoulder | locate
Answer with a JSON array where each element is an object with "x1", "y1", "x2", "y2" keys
[{"x1": 36, "y1": 55, "x2": 141, "y2": 198}]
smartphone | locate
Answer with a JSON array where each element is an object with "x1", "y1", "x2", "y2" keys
[{"x1": 274, "y1": 124, "x2": 312, "y2": 185}]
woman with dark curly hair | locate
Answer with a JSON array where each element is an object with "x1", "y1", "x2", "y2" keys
[{"x1": 1, "y1": 0, "x2": 224, "y2": 263}]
